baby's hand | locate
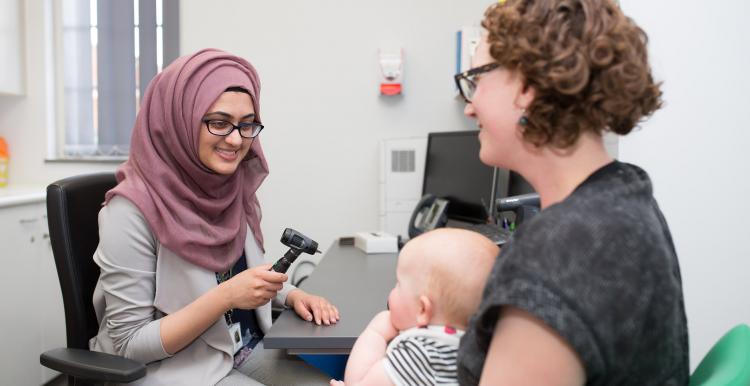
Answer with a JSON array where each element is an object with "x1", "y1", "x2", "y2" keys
[
  {"x1": 367, "y1": 311, "x2": 398, "y2": 341},
  {"x1": 330, "y1": 379, "x2": 345, "y2": 386}
]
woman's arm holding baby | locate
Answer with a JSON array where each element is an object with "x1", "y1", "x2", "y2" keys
[{"x1": 334, "y1": 311, "x2": 398, "y2": 386}]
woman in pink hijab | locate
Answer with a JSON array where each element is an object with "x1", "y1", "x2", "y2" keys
[{"x1": 90, "y1": 49, "x2": 338, "y2": 385}]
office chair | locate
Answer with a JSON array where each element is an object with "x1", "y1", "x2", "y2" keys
[
  {"x1": 690, "y1": 324, "x2": 750, "y2": 386},
  {"x1": 40, "y1": 173, "x2": 146, "y2": 385}
]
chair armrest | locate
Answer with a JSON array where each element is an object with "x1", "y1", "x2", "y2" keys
[{"x1": 40, "y1": 347, "x2": 146, "y2": 383}]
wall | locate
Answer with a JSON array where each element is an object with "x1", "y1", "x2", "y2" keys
[
  {"x1": 619, "y1": 0, "x2": 750, "y2": 368},
  {"x1": 180, "y1": 0, "x2": 487, "y2": 264}
]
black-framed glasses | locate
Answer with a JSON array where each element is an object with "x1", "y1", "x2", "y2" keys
[
  {"x1": 454, "y1": 62, "x2": 501, "y2": 103},
  {"x1": 202, "y1": 119, "x2": 264, "y2": 139}
]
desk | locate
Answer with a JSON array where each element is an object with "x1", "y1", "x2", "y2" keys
[{"x1": 264, "y1": 242, "x2": 397, "y2": 354}]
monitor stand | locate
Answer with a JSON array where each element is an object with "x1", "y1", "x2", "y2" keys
[{"x1": 488, "y1": 167, "x2": 500, "y2": 225}]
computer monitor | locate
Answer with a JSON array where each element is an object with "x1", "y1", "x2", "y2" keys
[
  {"x1": 508, "y1": 171, "x2": 535, "y2": 196},
  {"x1": 422, "y1": 131, "x2": 509, "y2": 223}
]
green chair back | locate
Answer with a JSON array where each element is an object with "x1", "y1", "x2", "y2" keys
[{"x1": 690, "y1": 324, "x2": 750, "y2": 386}]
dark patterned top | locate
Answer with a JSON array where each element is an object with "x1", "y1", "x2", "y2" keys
[{"x1": 457, "y1": 161, "x2": 689, "y2": 385}]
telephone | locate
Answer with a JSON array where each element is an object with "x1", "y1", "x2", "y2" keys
[{"x1": 408, "y1": 194, "x2": 449, "y2": 239}]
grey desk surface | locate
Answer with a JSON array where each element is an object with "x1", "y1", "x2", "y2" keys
[{"x1": 264, "y1": 241, "x2": 397, "y2": 354}]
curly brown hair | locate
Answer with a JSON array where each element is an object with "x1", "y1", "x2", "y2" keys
[{"x1": 482, "y1": 0, "x2": 662, "y2": 148}]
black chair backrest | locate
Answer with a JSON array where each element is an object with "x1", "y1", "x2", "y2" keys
[{"x1": 47, "y1": 173, "x2": 117, "y2": 350}]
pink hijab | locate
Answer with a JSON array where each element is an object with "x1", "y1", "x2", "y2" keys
[{"x1": 105, "y1": 48, "x2": 269, "y2": 273}]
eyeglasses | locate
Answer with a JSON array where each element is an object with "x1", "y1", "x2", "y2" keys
[
  {"x1": 454, "y1": 62, "x2": 501, "y2": 103},
  {"x1": 202, "y1": 119, "x2": 264, "y2": 139}
]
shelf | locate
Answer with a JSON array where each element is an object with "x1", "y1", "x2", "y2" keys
[{"x1": 0, "y1": 186, "x2": 46, "y2": 208}]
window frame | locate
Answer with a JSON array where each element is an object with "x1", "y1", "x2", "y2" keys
[{"x1": 45, "y1": 0, "x2": 179, "y2": 162}]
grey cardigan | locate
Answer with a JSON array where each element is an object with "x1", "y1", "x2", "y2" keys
[{"x1": 89, "y1": 196, "x2": 296, "y2": 385}]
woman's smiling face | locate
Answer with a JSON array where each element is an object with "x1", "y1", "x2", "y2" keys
[{"x1": 198, "y1": 91, "x2": 256, "y2": 175}]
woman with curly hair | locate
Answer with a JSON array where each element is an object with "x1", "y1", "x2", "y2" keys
[{"x1": 455, "y1": 0, "x2": 688, "y2": 384}]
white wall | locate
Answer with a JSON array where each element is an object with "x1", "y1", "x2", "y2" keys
[
  {"x1": 619, "y1": 0, "x2": 750, "y2": 368},
  {"x1": 180, "y1": 0, "x2": 487, "y2": 264}
]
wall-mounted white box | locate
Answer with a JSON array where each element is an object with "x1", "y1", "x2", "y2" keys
[{"x1": 379, "y1": 136, "x2": 427, "y2": 239}]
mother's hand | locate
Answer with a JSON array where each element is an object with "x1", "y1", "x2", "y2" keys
[{"x1": 286, "y1": 289, "x2": 341, "y2": 325}]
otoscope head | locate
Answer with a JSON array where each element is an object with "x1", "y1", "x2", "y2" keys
[{"x1": 281, "y1": 228, "x2": 320, "y2": 255}]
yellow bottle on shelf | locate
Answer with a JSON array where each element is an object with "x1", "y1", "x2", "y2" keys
[{"x1": 0, "y1": 136, "x2": 9, "y2": 187}]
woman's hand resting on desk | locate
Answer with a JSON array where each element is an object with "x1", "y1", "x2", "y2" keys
[
  {"x1": 219, "y1": 263, "x2": 288, "y2": 310},
  {"x1": 286, "y1": 289, "x2": 340, "y2": 326}
]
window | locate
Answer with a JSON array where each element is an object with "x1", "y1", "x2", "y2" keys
[{"x1": 51, "y1": 0, "x2": 179, "y2": 159}]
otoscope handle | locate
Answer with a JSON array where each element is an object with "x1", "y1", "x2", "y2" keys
[{"x1": 270, "y1": 248, "x2": 302, "y2": 273}]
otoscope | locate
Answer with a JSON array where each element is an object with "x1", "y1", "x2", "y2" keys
[
  {"x1": 495, "y1": 193, "x2": 541, "y2": 226},
  {"x1": 270, "y1": 228, "x2": 321, "y2": 273},
  {"x1": 496, "y1": 193, "x2": 541, "y2": 212}
]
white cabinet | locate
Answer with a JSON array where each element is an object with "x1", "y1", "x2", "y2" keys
[
  {"x1": 0, "y1": 0, "x2": 24, "y2": 95},
  {"x1": 0, "y1": 200, "x2": 65, "y2": 385}
]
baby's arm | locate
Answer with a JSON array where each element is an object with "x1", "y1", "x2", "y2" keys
[{"x1": 342, "y1": 311, "x2": 398, "y2": 386}]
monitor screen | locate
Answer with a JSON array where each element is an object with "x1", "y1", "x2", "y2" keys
[
  {"x1": 422, "y1": 131, "x2": 508, "y2": 223},
  {"x1": 508, "y1": 171, "x2": 535, "y2": 196}
]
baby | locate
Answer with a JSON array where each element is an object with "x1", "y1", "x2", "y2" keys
[{"x1": 331, "y1": 228, "x2": 499, "y2": 386}]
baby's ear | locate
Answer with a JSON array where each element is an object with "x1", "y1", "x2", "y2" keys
[{"x1": 416, "y1": 295, "x2": 433, "y2": 327}]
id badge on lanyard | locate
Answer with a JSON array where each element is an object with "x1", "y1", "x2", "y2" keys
[{"x1": 229, "y1": 322, "x2": 243, "y2": 354}]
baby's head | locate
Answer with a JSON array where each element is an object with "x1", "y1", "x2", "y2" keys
[{"x1": 387, "y1": 228, "x2": 498, "y2": 331}]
